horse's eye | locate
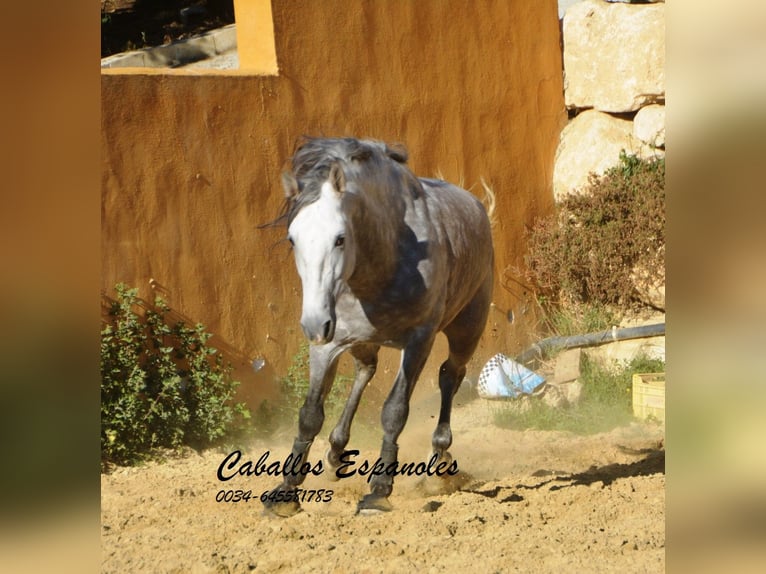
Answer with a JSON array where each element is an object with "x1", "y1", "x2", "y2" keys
[{"x1": 334, "y1": 235, "x2": 345, "y2": 248}]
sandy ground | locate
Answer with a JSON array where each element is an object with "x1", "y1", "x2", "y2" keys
[{"x1": 101, "y1": 395, "x2": 665, "y2": 573}]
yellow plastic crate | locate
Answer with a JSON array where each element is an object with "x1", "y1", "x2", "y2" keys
[{"x1": 632, "y1": 373, "x2": 665, "y2": 422}]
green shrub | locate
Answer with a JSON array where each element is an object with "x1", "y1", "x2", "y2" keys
[
  {"x1": 527, "y1": 151, "x2": 665, "y2": 309},
  {"x1": 277, "y1": 343, "x2": 355, "y2": 427},
  {"x1": 101, "y1": 283, "x2": 249, "y2": 466},
  {"x1": 278, "y1": 343, "x2": 312, "y2": 416}
]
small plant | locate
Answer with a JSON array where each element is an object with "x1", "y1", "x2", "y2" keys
[
  {"x1": 101, "y1": 1, "x2": 114, "y2": 25},
  {"x1": 276, "y1": 344, "x2": 359, "y2": 429},
  {"x1": 101, "y1": 283, "x2": 249, "y2": 467},
  {"x1": 278, "y1": 343, "x2": 312, "y2": 414},
  {"x1": 536, "y1": 298, "x2": 617, "y2": 338},
  {"x1": 526, "y1": 151, "x2": 665, "y2": 310},
  {"x1": 494, "y1": 354, "x2": 665, "y2": 434}
]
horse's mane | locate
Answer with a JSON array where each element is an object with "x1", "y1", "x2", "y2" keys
[
  {"x1": 282, "y1": 137, "x2": 415, "y2": 225},
  {"x1": 292, "y1": 137, "x2": 408, "y2": 178}
]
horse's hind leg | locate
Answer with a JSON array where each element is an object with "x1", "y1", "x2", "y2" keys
[
  {"x1": 432, "y1": 276, "x2": 493, "y2": 462},
  {"x1": 431, "y1": 356, "x2": 465, "y2": 462},
  {"x1": 325, "y1": 344, "x2": 380, "y2": 478}
]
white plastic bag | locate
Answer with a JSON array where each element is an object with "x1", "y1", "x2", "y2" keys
[{"x1": 477, "y1": 353, "x2": 546, "y2": 399}]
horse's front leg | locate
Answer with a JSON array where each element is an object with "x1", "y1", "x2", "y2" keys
[
  {"x1": 263, "y1": 343, "x2": 339, "y2": 517},
  {"x1": 325, "y1": 344, "x2": 380, "y2": 478},
  {"x1": 357, "y1": 331, "x2": 435, "y2": 514}
]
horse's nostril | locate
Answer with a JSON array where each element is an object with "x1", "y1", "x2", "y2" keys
[{"x1": 301, "y1": 316, "x2": 334, "y2": 344}]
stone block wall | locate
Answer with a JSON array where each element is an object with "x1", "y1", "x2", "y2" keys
[{"x1": 554, "y1": 0, "x2": 665, "y2": 200}]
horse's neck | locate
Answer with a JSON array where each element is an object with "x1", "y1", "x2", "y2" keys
[{"x1": 347, "y1": 194, "x2": 404, "y2": 299}]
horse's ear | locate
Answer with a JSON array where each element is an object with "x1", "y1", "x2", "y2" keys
[
  {"x1": 329, "y1": 162, "x2": 346, "y2": 194},
  {"x1": 385, "y1": 142, "x2": 408, "y2": 164},
  {"x1": 282, "y1": 171, "x2": 299, "y2": 200}
]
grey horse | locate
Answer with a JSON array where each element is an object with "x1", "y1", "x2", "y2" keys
[{"x1": 264, "y1": 137, "x2": 494, "y2": 515}]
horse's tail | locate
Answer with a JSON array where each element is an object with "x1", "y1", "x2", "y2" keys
[
  {"x1": 479, "y1": 177, "x2": 497, "y2": 229},
  {"x1": 433, "y1": 169, "x2": 496, "y2": 228}
]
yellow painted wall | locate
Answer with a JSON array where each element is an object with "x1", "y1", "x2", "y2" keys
[
  {"x1": 101, "y1": 1, "x2": 566, "y2": 407},
  {"x1": 233, "y1": 0, "x2": 278, "y2": 74}
]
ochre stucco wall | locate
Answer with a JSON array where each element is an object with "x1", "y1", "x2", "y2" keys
[{"x1": 101, "y1": 1, "x2": 566, "y2": 407}]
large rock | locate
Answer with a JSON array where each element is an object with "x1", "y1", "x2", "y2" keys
[
  {"x1": 563, "y1": 0, "x2": 665, "y2": 112},
  {"x1": 634, "y1": 104, "x2": 666, "y2": 149},
  {"x1": 553, "y1": 109, "x2": 660, "y2": 199}
]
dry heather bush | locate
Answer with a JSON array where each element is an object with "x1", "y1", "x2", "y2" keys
[{"x1": 527, "y1": 152, "x2": 665, "y2": 310}]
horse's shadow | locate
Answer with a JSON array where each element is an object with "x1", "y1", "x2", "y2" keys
[
  {"x1": 543, "y1": 446, "x2": 665, "y2": 491},
  {"x1": 457, "y1": 446, "x2": 664, "y2": 504}
]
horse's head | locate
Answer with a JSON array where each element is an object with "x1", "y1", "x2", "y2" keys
[{"x1": 283, "y1": 162, "x2": 356, "y2": 344}]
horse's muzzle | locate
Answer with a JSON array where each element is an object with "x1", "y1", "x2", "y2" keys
[{"x1": 300, "y1": 315, "x2": 335, "y2": 345}]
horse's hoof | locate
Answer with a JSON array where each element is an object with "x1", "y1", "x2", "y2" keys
[
  {"x1": 263, "y1": 499, "x2": 302, "y2": 517},
  {"x1": 356, "y1": 494, "x2": 393, "y2": 515},
  {"x1": 417, "y1": 454, "x2": 471, "y2": 496},
  {"x1": 436, "y1": 450, "x2": 453, "y2": 466},
  {"x1": 262, "y1": 488, "x2": 302, "y2": 517},
  {"x1": 323, "y1": 449, "x2": 340, "y2": 482},
  {"x1": 418, "y1": 474, "x2": 461, "y2": 496}
]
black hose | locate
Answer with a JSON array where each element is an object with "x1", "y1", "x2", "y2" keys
[{"x1": 515, "y1": 323, "x2": 665, "y2": 368}]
